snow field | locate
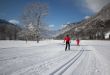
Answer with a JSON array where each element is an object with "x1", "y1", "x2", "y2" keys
[{"x1": 0, "y1": 40, "x2": 110, "y2": 75}]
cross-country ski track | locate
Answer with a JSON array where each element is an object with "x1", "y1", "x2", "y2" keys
[{"x1": 0, "y1": 40, "x2": 110, "y2": 75}]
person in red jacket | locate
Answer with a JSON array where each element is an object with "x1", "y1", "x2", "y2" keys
[
  {"x1": 64, "y1": 35, "x2": 71, "y2": 51},
  {"x1": 76, "y1": 37, "x2": 80, "y2": 46}
]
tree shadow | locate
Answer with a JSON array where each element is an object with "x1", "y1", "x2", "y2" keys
[
  {"x1": 65, "y1": 49, "x2": 92, "y2": 51},
  {"x1": 70, "y1": 44, "x2": 89, "y2": 46}
]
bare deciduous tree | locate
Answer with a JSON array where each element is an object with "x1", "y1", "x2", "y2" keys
[{"x1": 21, "y1": 2, "x2": 48, "y2": 43}]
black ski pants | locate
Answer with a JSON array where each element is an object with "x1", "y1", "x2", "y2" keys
[{"x1": 65, "y1": 42, "x2": 70, "y2": 50}]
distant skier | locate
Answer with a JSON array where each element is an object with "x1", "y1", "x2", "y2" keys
[
  {"x1": 72, "y1": 32, "x2": 75, "y2": 41},
  {"x1": 76, "y1": 37, "x2": 80, "y2": 46},
  {"x1": 64, "y1": 35, "x2": 71, "y2": 51}
]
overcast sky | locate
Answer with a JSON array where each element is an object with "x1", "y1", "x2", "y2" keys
[{"x1": 0, "y1": 0, "x2": 110, "y2": 30}]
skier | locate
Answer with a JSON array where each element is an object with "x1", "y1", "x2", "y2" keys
[
  {"x1": 71, "y1": 32, "x2": 75, "y2": 41},
  {"x1": 74, "y1": 32, "x2": 80, "y2": 46},
  {"x1": 64, "y1": 35, "x2": 71, "y2": 51},
  {"x1": 76, "y1": 37, "x2": 80, "y2": 46}
]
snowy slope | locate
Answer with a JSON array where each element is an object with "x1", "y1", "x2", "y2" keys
[{"x1": 0, "y1": 40, "x2": 110, "y2": 75}]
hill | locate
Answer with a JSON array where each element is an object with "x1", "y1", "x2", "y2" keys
[
  {"x1": 0, "y1": 19, "x2": 21, "y2": 40},
  {"x1": 56, "y1": 3, "x2": 110, "y2": 40}
]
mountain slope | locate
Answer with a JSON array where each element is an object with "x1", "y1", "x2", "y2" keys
[
  {"x1": 0, "y1": 19, "x2": 21, "y2": 40},
  {"x1": 56, "y1": 3, "x2": 110, "y2": 40}
]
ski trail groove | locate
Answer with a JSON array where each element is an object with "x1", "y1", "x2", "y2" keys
[
  {"x1": 10, "y1": 50, "x2": 76, "y2": 75},
  {"x1": 50, "y1": 47, "x2": 84, "y2": 75}
]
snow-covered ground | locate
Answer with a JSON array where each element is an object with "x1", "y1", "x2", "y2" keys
[{"x1": 0, "y1": 40, "x2": 110, "y2": 75}]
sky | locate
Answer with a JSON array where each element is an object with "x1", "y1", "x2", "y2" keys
[{"x1": 0, "y1": 0, "x2": 110, "y2": 30}]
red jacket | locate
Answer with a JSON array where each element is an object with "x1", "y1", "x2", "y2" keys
[{"x1": 64, "y1": 36, "x2": 71, "y2": 42}]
